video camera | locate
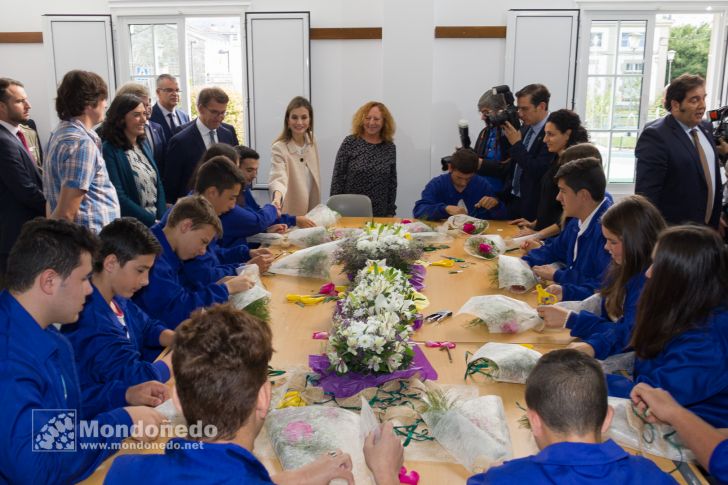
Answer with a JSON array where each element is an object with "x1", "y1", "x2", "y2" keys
[
  {"x1": 486, "y1": 85, "x2": 521, "y2": 130},
  {"x1": 708, "y1": 106, "x2": 728, "y2": 143}
]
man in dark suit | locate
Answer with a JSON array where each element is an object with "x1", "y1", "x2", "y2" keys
[
  {"x1": 164, "y1": 87, "x2": 239, "y2": 202},
  {"x1": 635, "y1": 74, "x2": 722, "y2": 228},
  {"x1": 150, "y1": 74, "x2": 190, "y2": 142},
  {"x1": 500, "y1": 84, "x2": 553, "y2": 221},
  {"x1": 0, "y1": 78, "x2": 45, "y2": 284}
]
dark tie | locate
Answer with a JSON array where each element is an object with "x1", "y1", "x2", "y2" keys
[
  {"x1": 167, "y1": 113, "x2": 176, "y2": 130},
  {"x1": 511, "y1": 127, "x2": 534, "y2": 197},
  {"x1": 209, "y1": 129, "x2": 217, "y2": 145},
  {"x1": 144, "y1": 124, "x2": 154, "y2": 151},
  {"x1": 690, "y1": 128, "x2": 714, "y2": 223},
  {"x1": 16, "y1": 129, "x2": 31, "y2": 154}
]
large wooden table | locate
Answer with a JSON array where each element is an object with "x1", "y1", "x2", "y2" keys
[{"x1": 82, "y1": 218, "x2": 705, "y2": 484}]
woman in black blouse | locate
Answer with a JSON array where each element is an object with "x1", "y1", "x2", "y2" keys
[
  {"x1": 330, "y1": 101, "x2": 397, "y2": 216},
  {"x1": 516, "y1": 109, "x2": 589, "y2": 236}
]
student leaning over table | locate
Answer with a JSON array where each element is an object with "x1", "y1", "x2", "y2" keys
[
  {"x1": 606, "y1": 225, "x2": 728, "y2": 429},
  {"x1": 0, "y1": 219, "x2": 166, "y2": 484},
  {"x1": 158, "y1": 155, "x2": 274, "y2": 287},
  {"x1": 413, "y1": 147, "x2": 507, "y2": 220},
  {"x1": 63, "y1": 218, "x2": 176, "y2": 419},
  {"x1": 105, "y1": 304, "x2": 404, "y2": 485},
  {"x1": 631, "y1": 383, "x2": 728, "y2": 484},
  {"x1": 467, "y1": 350, "x2": 676, "y2": 484},
  {"x1": 133, "y1": 195, "x2": 254, "y2": 329},
  {"x1": 521, "y1": 157, "x2": 612, "y2": 301},
  {"x1": 538, "y1": 195, "x2": 666, "y2": 359}
]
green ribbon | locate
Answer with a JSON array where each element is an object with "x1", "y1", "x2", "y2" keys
[
  {"x1": 268, "y1": 366, "x2": 286, "y2": 377},
  {"x1": 463, "y1": 351, "x2": 496, "y2": 381},
  {"x1": 393, "y1": 418, "x2": 434, "y2": 446},
  {"x1": 629, "y1": 404, "x2": 684, "y2": 472}
]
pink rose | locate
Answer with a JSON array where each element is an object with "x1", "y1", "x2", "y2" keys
[
  {"x1": 463, "y1": 223, "x2": 476, "y2": 234},
  {"x1": 401, "y1": 219, "x2": 413, "y2": 224},
  {"x1": 283, "y1": 421, "x2": 314, "y2": 443},
  {"x1": 318, "y1": 282, "x2": 337, "y2": 296},
  {"x1": 501, "y1": 320, "x2": 519, "y2": 334},
  {"x1": 479, "y1": 243, "x2": 493, "y2": 254}
]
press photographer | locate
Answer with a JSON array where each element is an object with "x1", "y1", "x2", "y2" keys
[{"x1": 474, "y1": 87, "x2": 517, "y2": 192}]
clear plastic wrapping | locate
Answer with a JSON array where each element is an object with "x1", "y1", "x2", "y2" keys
[
  {"x1": 286, "y1": 227, "x2": 330, "y2": 248},
  {"x1": 229, "y1": 264, "x2": 271, "y2": 309},
  {"x1": 306, "y1": 204, "x2": 341, "y2": 227},
  {"x1": 458, "y1": 295, "x2": 543, "y2": 333},
  {"x1": 497, "y1": 255, "x2": 537, "y2": 293},
  {"x1": 555, "y1": 293, "x2": 604, "y2": 316},
  {"x1": 466, "y1": 342, "x2": 542, "y2": 384},
  {"x1": 463, "y1": 235, "x2": 506, "y2": 260},
  {"x1": 268, "y1": 240, "x2": 342, "y2": 280},
  {"x1": 607, "y1": 397, "x2": 695, "y2": 463},
  {"x1": 421, "y1": 396, "x2": 512, "y2": 473},
  {"x1": 441, "y1": 214, "x2": 489, "y2": 235}
]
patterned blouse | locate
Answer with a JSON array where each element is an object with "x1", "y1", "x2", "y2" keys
[
  {"x1": 330, "y1": 135, "x2": 397, "y2": 216},
  {"x1": 126, "y1": 145, "x2": 158, "y2": 216}
]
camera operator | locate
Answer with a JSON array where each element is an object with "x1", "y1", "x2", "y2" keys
[
  {"x1": 474, "y1": 90, "x2": 512, "y2": 192},
  {"x1": 635, "y1": 74, "x2": 722, "y2": 228},
  {"x1": 500, "y1": 84, "x2": 553, "y2": 221}
]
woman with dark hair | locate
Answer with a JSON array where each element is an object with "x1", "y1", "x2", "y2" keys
[
  {"x1": 330, "y1": 101, "x2": 397, "y2": 217},
  {"x1": 607, "y1": 225, "x2": 728, "y2": 428},
  {"x1": 538, "y1": 195, "x2": 666, "y2": 359},
  {"x1": 268, "y1": 96, "x2": 320, "y2": 215},
  {"x1": 513, "y1": 109, "x2": 589, "y2": 235},
  {"x1": 102, "y1": 94, "x2": 166, "y2": 227}
]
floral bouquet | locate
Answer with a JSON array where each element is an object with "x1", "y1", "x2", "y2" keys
[
  {"x1": 444, "y1": 215, "x2": 489, "y2": 235},
  {"x1": 229, "y1": 264, "x2": 271, "y2": 322},
  {"x1": 306, "y1": 204, "x2": 341, "y2": 227},
  {"x1": 465, "y1": 342, "x2": 542, "y2": 384},
  {"x1": 421, "y1": 394, "x2": 512, "y2": 472},
  {"x1": 266, "y1": 406, "x2": 372, "y2": 483},
  {"x1": 337, "y1": 260, "x2": 421, "y2": 324},
  {"x1": 334, "y1": 222, "x2": 425, "y2": 279},
  {"x1": 493, "y1": 255, "x2": 537, "y2": 293},
  {"x1": 607, "y1": 397, "x2": 695, "y2": 463},
  {"x1": 246, "y1": 232, "x2": 286, "y2": 246},
  {"x1": 327, "y1": 227, "x2": 363, "y2": 241},
  {"x1": 400, "y1": 220, "x2": 433, "y2": 233},
  {"x1": 458, "y1": 295, "x2": 543, "y2": 333},
  {"x1": 555, "y1": 293, "x2": 604, "y2": 316},
  {"x1": 286, "y1": 227, "x2": 330, "y2": 248},
  {"x1": 269, "y1": 240, "x2": 342, "y2": 280},
  {"x1": 464, "y1": 235, "x2": 506, "y2": 260}
]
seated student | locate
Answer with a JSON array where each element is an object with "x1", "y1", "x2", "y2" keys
[
  {"x1": 133, "y1": 195, "x2": 254, "y2": 328},
  {"x1": 167, "y1": 155, "x2": 274, "y2": 285},
  {"x1": 62, "y1": 218, "x2": 175, "y2": 418},
  {"x1": 522, "y1": 157, "x2": 612, "y2": 301},
  {"x1": 468, "y1": 349, "x2": 676, "y2": 484},
  {"x1": 413, "y1": 148, "x2": 507, "y2": 221},
  {"x1": 538, "y1": 195, "x2": 666, "y2": 359},
  {"x1": 0, "y1": 219, "x2": 165, "y2": 484},
  {"x1": 631, "y1": 383, "x2": 728, "y2": 484},
  {"x1": 219, "y1": 145, "x2": 317, "y2": 248},
  {"x1": 607, "y1": 225, "x2": 728, "y2": 428},
  {"x1": 106, "y1": 304, "x2": 404, "y2": 485}
]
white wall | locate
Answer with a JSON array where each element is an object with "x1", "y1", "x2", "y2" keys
[{"x1": 0, "y1": 0, "x2": 580, "y2": 216}]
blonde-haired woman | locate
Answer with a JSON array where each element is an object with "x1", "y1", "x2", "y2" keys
[
  {"x1": 268, "y1": 96, "x2": 320, "y2": 217},
  {"x1": 330, "y1": 101, "x2": 397, "y2": 216}
]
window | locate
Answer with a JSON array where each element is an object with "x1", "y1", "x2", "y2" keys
[
  {"x1": 577, "y1": 11, "x2": 721, "y2": 187},
  {"x1": 118, "y1": 15, "x2": 246, "y2": 142}
]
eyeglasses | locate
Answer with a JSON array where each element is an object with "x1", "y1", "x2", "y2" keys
[
  {"x1": 160, "y1": 88, "x2": 181, "y2": 94},
  {"x1": 204, "y1": 107, "x2": 227, "y2": 118}
]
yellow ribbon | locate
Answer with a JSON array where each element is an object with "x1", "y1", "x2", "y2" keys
[
  {"x1": 286, "y1": 295, "x2": 326, "y2": 305},
  {"x1": 429, "y1": 259, "x2": 455, "y2": 268},
  {"x1": 277, "y1": 390, "x2": 307, "y2": 408}
]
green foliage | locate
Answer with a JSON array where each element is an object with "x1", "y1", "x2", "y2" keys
[
  {"x1": 667, "y1": 23, "x2": 711, "y2": 82},
  {"x1": 243, "y1": 298, "x2": 270, "y2": 322}
]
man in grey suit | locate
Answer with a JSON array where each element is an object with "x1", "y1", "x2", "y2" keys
[
  {"x1": 0, "y1": 78, "x2": 45, "y2": 285},
  {"x1": 150, "y1": 74, "x2": 190, "y2": 142}
]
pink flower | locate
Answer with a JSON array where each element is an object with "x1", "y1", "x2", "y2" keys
[
  {"x1": 283, "y1": 421, "x2": 314, "y2": 443},
  {"x1": 479, "y1": 243, "x2": 493, "y2": 255},
  {"x1": 501, "y1": 320, "x2": 519, "y2": 334},
  {"x1": 463, "y1": 223, "x2": 476, "y2": 234},
  {"x1": 318, "y1": 282, "x2": 337, "y2": 296},
  {"x1": 401, "y1": 219, "x2": 413, "y2": 224}
]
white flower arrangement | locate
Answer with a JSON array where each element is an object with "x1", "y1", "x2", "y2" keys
[
  {"x1": 327, "y1": 260, "x2": 417, "y2": 375},
  {"x1": 335, "y1": 222, "x2": 424, "y2": 276}
]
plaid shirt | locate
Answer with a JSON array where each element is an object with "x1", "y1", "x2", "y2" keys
[{"x1": 43, "y1": 119, "x2": 120, "y2": 232}]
